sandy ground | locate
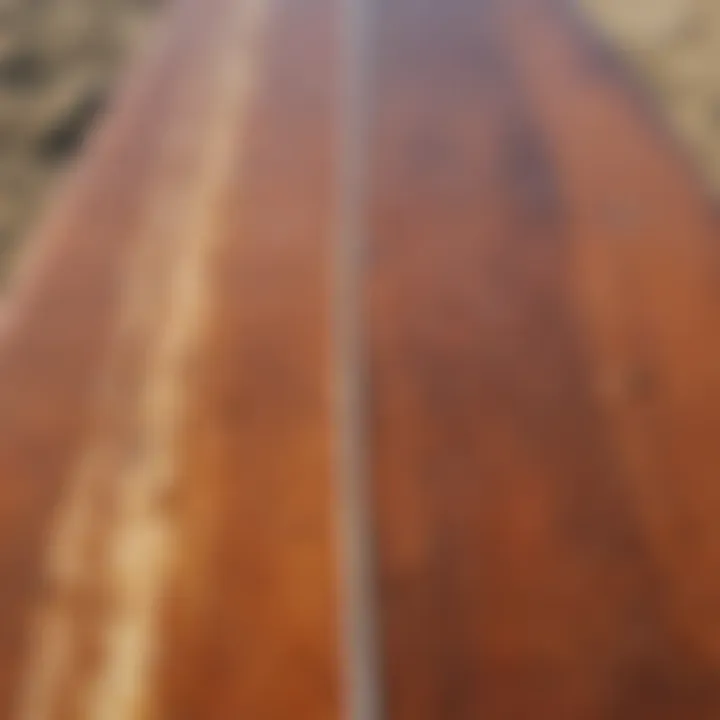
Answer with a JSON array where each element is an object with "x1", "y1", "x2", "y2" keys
[
  {"x1": 0, "y1": 0, "x2": 161, "y2": 271},
  {"x1": 579, "y1": 0, "x2": 720, "y2": 191}
]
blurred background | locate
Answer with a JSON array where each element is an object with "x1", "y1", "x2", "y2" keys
[
  {"x1": 0, "y1": 0, "x2": 718, "y2": 279},
  {"x1": 0, "y1": 0, "x2": 161, "y2": 275},
  {"x1": 0, "y1": 0, "x2": 719, "y2": 283},
  {"x1": 581, "y1": 0, "x2": 720, "y2": 188}
]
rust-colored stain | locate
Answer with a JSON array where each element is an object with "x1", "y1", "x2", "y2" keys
[{"x1": 1, "y1": 0, "x2": 720, "y2": 717}]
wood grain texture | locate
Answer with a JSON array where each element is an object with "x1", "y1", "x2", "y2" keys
[
  {"x1": 155, "y1": 0, "x2": 341, "y2": 716},
  {"x1": 367, "y1": 0, "x2": 720, "y2": 717},
  {"x1": 2, "y1": 0, "x2": 720, "y2": 717},
  {"x1": 0, "y1": 0, "x2": 340, "y2": 717}
]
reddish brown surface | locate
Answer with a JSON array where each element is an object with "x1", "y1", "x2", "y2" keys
[
  {"x1": 0, "y1": 1, "x2": 212, "y2": 712},
  {"x1": 1, "y1": 0, "x2": 720, "y2": 717},
  {"x1": 156, "y1": 0, "x2": 340, "y2": 716},
  {"x1": 368, "y1": 0, "x2": 720, "y2": 718},
  {"x1": 0, "y1": 0, "x2": 341, "y2": 717}
]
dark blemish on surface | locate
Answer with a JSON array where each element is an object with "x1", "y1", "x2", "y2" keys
[
  {"x1": 502, "y1": 113, "x2": 561, "y2": 223},
  {"x1": 0, "y1": 51, "x2": 47, "y2": 90},
  {"x1": 37, "y1": 88, "x2": 107, "y2": 163}
]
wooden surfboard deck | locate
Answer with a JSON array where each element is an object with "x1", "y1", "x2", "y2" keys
[{"x1": 1, "y1": 0, "x2": 720, "y2": 717}]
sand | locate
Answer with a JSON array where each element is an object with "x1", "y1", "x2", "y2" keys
[
  {"x1": 578, "y1": 0, "x2": 720, "y2": 191},
  {"x1": 0, "y1": 0, "x2": 161, "y2": 271}
]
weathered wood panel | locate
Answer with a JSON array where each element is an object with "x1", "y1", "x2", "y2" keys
[
  {"x1": 0, "y1": 0, "x2": 341, "y2": 717},
  {"x1": 1, "y1": 0, "x2": 720, "y2": 717},
  {"x1": 367, "y1": 0, "x2": 720, "y2": 717}
]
